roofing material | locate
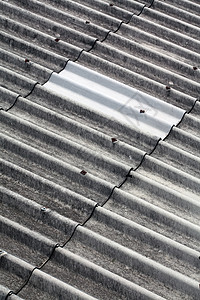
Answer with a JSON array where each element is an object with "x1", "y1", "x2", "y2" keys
[
  {"x1": 44, "y1": 61, "x2": 185, "y2": 138},
  {"x1": 0, "y1": 0, "x2": 200, "y2": 299}
]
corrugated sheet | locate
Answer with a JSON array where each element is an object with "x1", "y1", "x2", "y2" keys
[
  {"x1": 44, "y1": 61, "x2": 185, "y2": 138},
  {"x1": 0, "y1": 0, "x2": 200, "y2": 299}
]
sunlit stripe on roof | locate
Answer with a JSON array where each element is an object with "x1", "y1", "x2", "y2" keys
[{"x1": 44, "y1": 61, "x2": 185, "y2": 139}]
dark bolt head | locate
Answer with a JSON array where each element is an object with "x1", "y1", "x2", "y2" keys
[
  {"x1": 111, "y1": 138, "x2": 117, "y2": 143},
  {"x1": 80, "y1": 170, "x2": 87, "y2": 175}
]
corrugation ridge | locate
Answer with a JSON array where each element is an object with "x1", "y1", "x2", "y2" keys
[
  {"x1": 101, "y1": 33, "x2": 200, "y2": 82},
  {"x1": 0, "y1": 15, "x2": 84, "y2": 57},
  {"x1": 2, "y1": 252, "x2": 164, "y2": 300},
  {"x1": 65, "y1": 0, "x2": 133, "y2": 22},
  {"x1": 0, "y1": 31, "x2": 67, "y2": 69},
  {"x1": 73, "y1": 52, "x2": 196, "y2": 111},
  {"x1": 0, "y1": 2, "x2": 97, "y2": 50},
  {"x1": 90, "y1": 41, "x2": 200, "y2": 97},
  {"x1": 0, "y1": 159, "x2": 99, "y2": 215},
  {"x1": 135, "y1": 155, "x2": 200, "y2": 196},
  {"x1": 21, "y1": 88, "x2": 159, "y2": 151},
  {"x1": 0, "y1": 187, "x2": 78, "y2": 239},
  {"x1": 0, "y1": 110, "x2": 144, "y2": 168},
  {"x1": 0, "y1": 65, "x2": 36, "y2": 97},
  {"x1": 8, "y1": 0, "x2": 122, "y2": 36},
  {"x1": 75, "y1": 209, "x2": 200, "y2": 270},
  {"x1": 93, "y1": 202, "x2": 200, "y2": 250},
  {"x1": 0, "y1": 0, "x2": 108, "y2": 41},
  {"x1": 129, "y1": 14, "x2": 200, "y2": 54},
  {"x1": 165, "y1": 0, "x2": 200, "y2": 15},
  {"x1": 0, "y1": 48, "x2": 52, "y2": 84},
  {"x1": 44, "y1": 61, "x2": 186, "y2": 138},
  {"x1": 113, "y1": 173, "x2": 200, "y2": 227},
  {"x1": 118, "y1": 21, "x2": 200, "y2": 65},
  {"x1": 142, "y1": 6, "x2": 200, "y2": 40},
  {"x1": 0, "y1": 131, "x2": 131, "y2": 186},
  {"x1": 0, "y1": 284, "x2": 24, "y2": 300},
  {"x1": 66, "y1": 218, "x2": 200, "y2": 293},
  {"x1": 152, "y1": 0, "x2": 200, "y2": 27},
  {"x1": 2, "y1": 254, "x2": 98, "y2": 300}
]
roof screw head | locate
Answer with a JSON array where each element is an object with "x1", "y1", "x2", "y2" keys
[
  {"x1": 85, "y1": 20, "x2": 90, "y2": 24},
  {"x1": 109, "y1": 3, "x2": 114, "y2": 6},
  {"x1": 55, "y1": 38, "x2": 60, "y2": 42},
  {"x1": 193, "y1": 66, "x2": 198, "y2": 70},
  {"x1": 140, "y1": 109, "x2": 145, "y2": 113},
  {"x1": 166, "y1": 86, "x2": 171, "y2": 90},
  {"x1": 25, "y1": 58, "x2": 30, "y2": 63},
  {"x1": 80, "y1": 170, "x2": 87, "y2": 175},
  {"x1": 111, "y1": 138, "x2": 117, "y2": 143},
  {"x1": 41, "y1": 207, "x2": 46, "y2": 212}
]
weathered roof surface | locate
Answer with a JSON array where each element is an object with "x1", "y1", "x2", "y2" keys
[{"x1": 0, "y1": 0, "x2": 200, "y2": 299}]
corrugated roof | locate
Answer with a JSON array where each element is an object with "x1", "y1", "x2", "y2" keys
[
  {"x1": 44, "y1": 61, "x2": 185, "y2": 138},
  {"x1": 0, "y1": 0, "x2": 200, "y2": 299}
]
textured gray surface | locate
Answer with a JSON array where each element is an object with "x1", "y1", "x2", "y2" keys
[{"x1": 1, "y1": 0, "x2": 200, "y2": 299}]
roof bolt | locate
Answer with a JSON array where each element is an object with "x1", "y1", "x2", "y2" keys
[
  {"x1": 111, "y1": 138, "x2": 117, "y2": 143},
  {"x1": 41, "y1": 207, "x2": 46, "y2": 212},
  {"x1": 80, "y1": 170, "x2": 87, "y2": 175},
  {"x1": 85, "y1": 20, "x2": 90, "y2": 24},
  {"x1": 25, "y1": 58, "x2": 30, "y2": 63},
  {"x1": 55, "y1": 38, "x2": 60, "y2": 42},
  {"x1": 140, "y1": 109, "x2": 145, "y2": 113},
  {"x1": 193, "y1": 66, "x2": 198, "y2": 70}
]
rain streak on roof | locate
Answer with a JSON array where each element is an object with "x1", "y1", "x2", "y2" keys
[{"x1": 0, "y1": 0, "x2": 200, "y2": 299}]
